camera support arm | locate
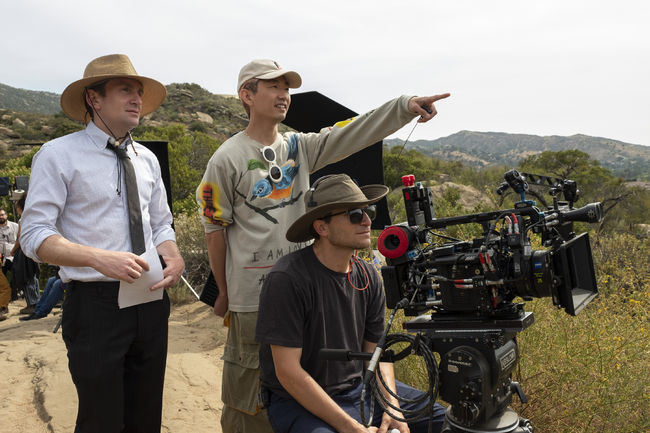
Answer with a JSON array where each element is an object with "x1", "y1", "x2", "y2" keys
[{"x1": 425, "y1": 206, "x2": 541, "y2": 231}]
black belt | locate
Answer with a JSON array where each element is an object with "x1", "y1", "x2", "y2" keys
[{"x1": 69, "y1": 280, "x2": 120, "y2": 290}]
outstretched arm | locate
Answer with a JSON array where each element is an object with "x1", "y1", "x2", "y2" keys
[
  {"x1": 408, "y1": 93, "x2": 451, "y2": 123},
  {"x1": 271, "y1": 345, "x2": 378, "y2": 433}
]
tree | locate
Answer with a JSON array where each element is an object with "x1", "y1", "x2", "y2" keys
[
  {"x1": 519, "y1": 149, "x2": 594, "y2": 180},
  {"x1": 516, "y1": 149, "x2": 647, "y2": 233},
  {"x1": 135, "y1": 124, "x2": 220, "y2": 215},
  {"x1": 383, "y1": 145, "x2": 454, "y2": 188}
]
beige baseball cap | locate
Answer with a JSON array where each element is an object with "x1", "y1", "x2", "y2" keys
[{"x1": 237, "y1": 59, "x2": 302, "y2": 92}]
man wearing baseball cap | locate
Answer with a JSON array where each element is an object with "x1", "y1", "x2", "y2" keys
[
  {"x1": 20, "y1": 54, "x2": 185, "y2": 432},
  {"x1": 256, "y1": 174, "x2": 445, "y2": 433},
  {"x1": 196, "y1": 58, "x2": 449, "y2": 432}
]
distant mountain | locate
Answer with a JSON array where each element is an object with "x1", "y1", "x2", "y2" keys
[
  {"x1": 2, "y1": 81, "x2": 648, "y2": 180},
  {"x1": 0, "y1": 83, "x2": 60, "y2": 114},
  {"x1": 385, "y1": 131, "x2": 650, "y2": 180}
]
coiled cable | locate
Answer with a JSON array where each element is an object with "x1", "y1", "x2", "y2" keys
[{"x1": 360, "y1": 331, "x2": 440, "y2": 433}]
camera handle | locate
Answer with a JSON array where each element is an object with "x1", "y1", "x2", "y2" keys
[{"x1": 363, "y1": 299, "x2": 408, "y2": 386}]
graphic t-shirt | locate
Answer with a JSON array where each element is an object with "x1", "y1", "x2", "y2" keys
[{"x1": 197, "y1": 95, "x2": 416, "y2": 311}]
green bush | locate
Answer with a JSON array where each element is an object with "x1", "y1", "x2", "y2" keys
[{"x1": 167, "y1": 212, "x2": 211, "y2": 305}]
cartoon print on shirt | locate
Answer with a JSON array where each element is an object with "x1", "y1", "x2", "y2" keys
[
  {"x1": 250, "y1": 133, "x2": 301, "y2": 201},
  {"x1": 233, "y1": 133, "x2": 303, "y2": 224},
  {"x1": 250, "y1": 163, "x2": 300, "y2": 201}
]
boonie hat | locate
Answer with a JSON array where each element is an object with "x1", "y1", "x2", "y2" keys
[
  {"x1": 60, "y1": 54, "x2": 167, "y2": 122},
  {"x1": 286, "y1": 174, "x2": 389, "y2": 243},
  {"x1": 237, "y1": 59, "x2": 302, "y2": 92}
]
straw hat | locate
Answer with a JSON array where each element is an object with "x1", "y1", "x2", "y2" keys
[
  {"x1": 286, "y1": 174, "x2": 389, "y2": 243},
  {"x1": 60, "y1": 54, "x2": 166, "y2": 122}
]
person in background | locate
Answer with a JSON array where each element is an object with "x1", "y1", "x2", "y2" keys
[
  {"x1": 11, "y1": 193, "x2": 40, "y2": 315},
  {"x1": 20, "y1": 268, "x2": 65, "y2": 321},
  {"x1": 0, "y1": 207, "x2": 19, "y2": 318},
  {"x1": 0, "y1": 270, "x2": 8, "y2": 321}
]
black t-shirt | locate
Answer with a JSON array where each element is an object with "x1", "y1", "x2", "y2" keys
[{"x1": 256, "y1": 246, "x2": 386, "y2": 399}]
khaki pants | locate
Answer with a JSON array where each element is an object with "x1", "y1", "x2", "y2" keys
[
  {"x1": 220, "y1": 311, "x2": 273, "y2": 433},
  {"x1": 0, "y1": 271, "x2": 10, "y2": 309}
]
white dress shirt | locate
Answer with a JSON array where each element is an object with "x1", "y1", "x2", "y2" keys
[
  {"x1": 20, "y1": 121, "x2": 176, "y2": 282},
  {"x1": 0, "y1": 220, "x2": 19, "y2": 264}
]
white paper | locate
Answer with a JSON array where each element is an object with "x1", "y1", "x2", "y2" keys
[{"x1": 118, "y1": 247, "x2": 165, "y2": 309}]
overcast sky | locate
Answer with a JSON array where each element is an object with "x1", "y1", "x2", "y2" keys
[{"x1": 2, "y1": 0, "x2": 648, "y2": 146}]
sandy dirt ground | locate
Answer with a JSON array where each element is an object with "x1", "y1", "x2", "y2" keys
[{"x1": 0, "y1": 299, "x2": 227, "y2": 433}]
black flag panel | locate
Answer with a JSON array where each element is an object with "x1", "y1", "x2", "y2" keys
[
  {"x1": 139, "y1": 141, "x2": 173, "y2": 215},
  {"x1": 283, "y1": 91, "x2": 390, "y2": 229}
]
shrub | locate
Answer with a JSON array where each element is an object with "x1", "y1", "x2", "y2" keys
[{"x1": 167, "y1": 212, "x2": 211, "y2": 305}]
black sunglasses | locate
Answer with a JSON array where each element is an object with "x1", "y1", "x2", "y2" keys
[{"x1": 325, "y1": 205, "x2": 377, "y2": 224}]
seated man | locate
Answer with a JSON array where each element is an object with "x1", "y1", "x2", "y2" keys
[
  {"x1": 256, "y1": 174, "x2": 445, "y2": 433},
  {"x1": 20, "y1": 271, "x2": 65, "y2": 321}
]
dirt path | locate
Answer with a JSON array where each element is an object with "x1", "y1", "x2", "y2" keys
[{"x1": 0, "y1": 300, "x2": 227, "y2": 432}]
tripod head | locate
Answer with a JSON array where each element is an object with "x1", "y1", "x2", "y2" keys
[{"x1": 403, "y1": 313, "x2": 533, "y2": 431}]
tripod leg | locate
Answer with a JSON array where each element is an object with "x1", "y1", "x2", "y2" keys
[{"x1": 52, "y1": 315, "x2": 62, "y2": 333}]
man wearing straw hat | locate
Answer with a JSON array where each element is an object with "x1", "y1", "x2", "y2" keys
[
  {"x1": 20, "y1": 54, "x2": 184, "y2": 433},
  {"x1": 256, "y1": 174, "x2": 445, "y2": 433},
  {"x1": 197, "y1": 58, "x2": 449, "y2": 432}
]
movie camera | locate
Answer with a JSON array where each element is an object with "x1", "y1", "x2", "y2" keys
[
  {"x1": 0, "y1": 175, "x2": 28, "y2": 200},
  {"x1": 326, "y1": 170, "x2": 602, "y2": 433},
  {"x1": 0, "y1": 175, "x2": 28, "y2": 220},
  {"x1": 378, "y1": 169, "x2": 602, "y2": 319}
]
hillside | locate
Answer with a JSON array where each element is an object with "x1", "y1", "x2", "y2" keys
[
  {"x1": 385, "y1": 131, "x2": 650, "y2": 180},
  {"x1": 0, "y1": 83, "x2": 60, "y2": 114},
  {"x1": 1, "y1": 81, "x2": 649, "y2": 180},
  {"x1": 146, "y1": 83, "x2": 249, "y2": 141}
]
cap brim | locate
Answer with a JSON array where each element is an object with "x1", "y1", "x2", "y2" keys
[
  {"x1": 286, "y1": 184, "x2": 388, "y2": 243},
  {"x1": 256, "y1": 70, "x2": 302, "y2": 89},
  {"x1": 60, "y1": 74, "x2": 166, "y2": 122}
]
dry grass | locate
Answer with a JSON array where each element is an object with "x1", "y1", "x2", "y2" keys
[{"x1": 166, "y1": 212, "x2": 211, "y2": 305}]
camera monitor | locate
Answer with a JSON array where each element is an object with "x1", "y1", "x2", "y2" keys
[
  {"x1": 0, "y1": 177, "x2": 9, "y2": 196},
  {"x1": 554, "y1": 232, "x2": 598, "y2": 316},
  {"x1": 15, "y1": 176, "x2": 29, "y2": 191}
]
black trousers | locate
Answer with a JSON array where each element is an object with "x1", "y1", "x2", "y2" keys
[{"x1": 62, "y1": 281, "x2": 170, "y2": 433}]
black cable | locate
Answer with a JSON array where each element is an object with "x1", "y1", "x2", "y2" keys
[{"x1": 361, "y1": 331, "x2": 440, "y2": 433}]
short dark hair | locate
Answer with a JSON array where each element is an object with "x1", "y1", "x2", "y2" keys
[
  {"x1": 310, "y1": 214, "x2": 332, "y2": 240},
  {"x1": 239, "y1": 79, "x2": 259, "y2": 118},
  {"x1": 83, "y1": 80, "x2": 108, "y2": 121}
]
